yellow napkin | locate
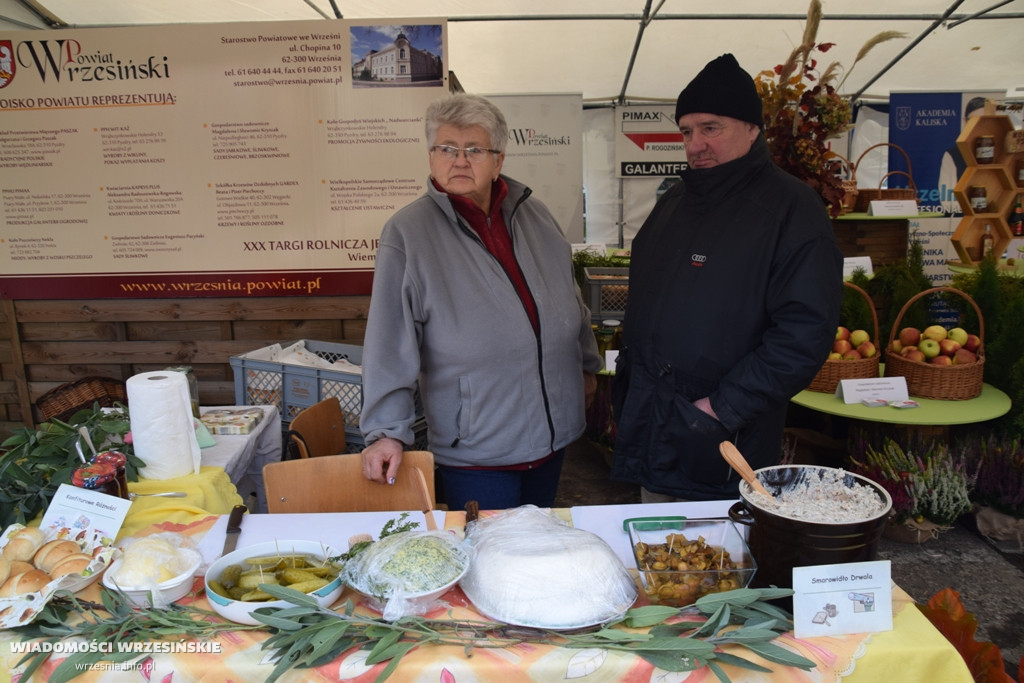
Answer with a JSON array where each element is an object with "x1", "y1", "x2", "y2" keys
[{"x1": 119, "y1": 466, "x2": 243, "y2": 540}]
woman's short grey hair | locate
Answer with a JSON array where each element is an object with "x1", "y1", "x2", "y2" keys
[{"x1": 425, "y1": 93, "x2": 508, "y2": 153}]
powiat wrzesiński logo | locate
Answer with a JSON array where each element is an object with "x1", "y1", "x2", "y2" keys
[{"x1": 0, "y1": 40, "x2": 14, "y2": 88}]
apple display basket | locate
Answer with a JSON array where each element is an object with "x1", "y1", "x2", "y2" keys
[
  {"x1": 853, "y1": 143, "x2": 919, "y2": 213},
  {"x1": 806, "y1": 282, "x2": 880, "y2": 393},
  {"x1": 884, "y1": 287, "x2": 985, "y2": 400}
]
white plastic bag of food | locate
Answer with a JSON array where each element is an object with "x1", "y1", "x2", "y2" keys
[
  {"x1": 342, "y1": 530, "x2": 469, "y2": 621},
  {"x1": 460, "y1": 505, "x2": 638, "y2": 629}
]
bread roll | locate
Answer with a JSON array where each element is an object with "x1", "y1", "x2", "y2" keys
[
  {"x1": 48, "y1": 553, "x2": 92, "y2": 580},
  {"x1": 0, "y1": 557, "x2": 9, "y2": 587},
  {"x1": 0, "y1": 568, "x2": 51, "y2": 597},
  {"x1": 8, "y1": 560, "x2": 33, "y2": 577},
  {"x1": 2, "y1": 527, "x2": 46, "y2": 562},
  {"x1": 33, "y1": 539, "x2": 81, "y2": 574}
]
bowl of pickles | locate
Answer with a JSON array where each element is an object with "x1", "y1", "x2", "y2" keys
[{"x1": 204, "y1": 540, "x2": 344, "y2": 625}]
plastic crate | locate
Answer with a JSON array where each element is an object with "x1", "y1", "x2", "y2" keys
[
  {"x1": 583, "y1": 267, "x2": 629, "y2": 323},
  {"x1": 231, "y1": 340, "x2": 368, "y2": 435}
]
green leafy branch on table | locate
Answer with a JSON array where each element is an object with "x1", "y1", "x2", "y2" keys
[
  {"x1": 14, "y1": 587, "x2": 266, "y2": 682},
  {"x1": 0, "y1": 404, "x2": 142, "y2": 529},
  {"x1": 14, "y1": 584, "x2": 813, "y2": 683}
]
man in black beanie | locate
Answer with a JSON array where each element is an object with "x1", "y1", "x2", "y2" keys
[{"x1": 611, "y1": 53, "x2": 843, "y2": 502}]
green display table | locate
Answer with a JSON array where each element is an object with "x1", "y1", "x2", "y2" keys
[{"x1": 791, "y1": 382, "x2": 1010, "y2": 426}]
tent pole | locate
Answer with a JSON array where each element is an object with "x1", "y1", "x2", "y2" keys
[
  {"x1": 617, "y1": 0, "x2": 665, "y2": 106},
  {"x1": 851, "y1": 0, "x2": 967, "y2": 101}
]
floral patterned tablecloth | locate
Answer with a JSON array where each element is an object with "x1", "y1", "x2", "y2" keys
[{"x1": 0, "y1": 509, "x2": 972, "y2": 683}]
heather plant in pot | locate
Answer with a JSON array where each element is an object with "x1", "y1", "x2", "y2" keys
[
  {"x1": 848, "y1": 433, "x2": 976, "y2": 542},
  {"x1": 956, "y1": 433, "x2": 1024, "y2": 548}
]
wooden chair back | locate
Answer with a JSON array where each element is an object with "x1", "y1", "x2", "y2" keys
[
  {"x1": 287, "y1": 397, "x2": 346, "y2": 459},
  {"x1": 263, "y1": 450, "x2": 437, "y2": 513}
]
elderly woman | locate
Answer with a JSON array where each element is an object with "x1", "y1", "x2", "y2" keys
[{"x1": 359, "y1": 93, "x2": 601, "y2": 510}]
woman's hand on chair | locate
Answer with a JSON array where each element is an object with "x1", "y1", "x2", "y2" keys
[{"x1": 362, "y1": 437, "x2": 404, "y2": 485}]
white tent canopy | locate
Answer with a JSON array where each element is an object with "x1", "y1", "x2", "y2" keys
[{"x1": 2, "y1": 0, "x2": 1022, "y2": 104}]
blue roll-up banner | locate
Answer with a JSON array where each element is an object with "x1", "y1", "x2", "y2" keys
[{"x1": 887, "y1": 92, "x2": 999, "y2": 304}]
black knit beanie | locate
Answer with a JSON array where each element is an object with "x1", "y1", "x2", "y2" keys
[{"x1": 674, "y1": 54, "x2": 763, "y2": 129}]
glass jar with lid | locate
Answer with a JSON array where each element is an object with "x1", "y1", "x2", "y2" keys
[
  {"x1": 974, "y1": 135, "x2": 995, "y2": 163},
  {"x1": 968, "y1": 185, "x2": 988, "y2": 212},
  {"x1": 72, "y1": 462, "x2": 122, "y2": 498}
]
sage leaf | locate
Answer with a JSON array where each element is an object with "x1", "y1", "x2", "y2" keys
[
  {"x1": 693, "y1": 603, "x2": 730, "y2": 638},
  {"x1": 634, "y1": 649, "x2": 706, "y2": 672},
  {"x1": 743, "y1": 641, "x2": 816, "y2": 669},
  {"x1": 365, "y1": 628, "x2": 404, "y2": 664},
  {"x1": 259, "y1": 583, "x2": 320, "y2": 607},
  {"x1": 705, "y1": 659, "x2": 732, "y2": 683},
  {"x1": 711, "y1": 650, "x2": 774, "y2": 673},
  {"x1": 696, "y1": 588, "x2": 761, "y2": 612},
  {"x1": 621, "y1": 605, "x2": 680, "y2": 628}
]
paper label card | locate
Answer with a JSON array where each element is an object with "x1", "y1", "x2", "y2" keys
[
  {"x1": 843, "y1": 256, "x2": 873, "y2": 278},
  {"x1": 868, "y1": 199, "x2": 919, "y2": 216},
  {"x1": 835, "y1": 376, "x2": 908, "y2": 404},
  {"x1": 793, "y1": 560, "x2": 893, "y2": 638},
  {"x1": 605, "y1": 349, "x2": 619, "y2": 371},
  {"x1": 40, "y1": 483, "x2": 131, "y2": 547}
]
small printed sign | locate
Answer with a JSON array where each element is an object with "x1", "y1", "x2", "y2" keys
[
  {"x1": 868, "y1": 199, "x2": 919, "y2": 216},
  {"x1": 793, "y1": 560, "x2": 893, "y2": 638},
  {"x1": 835, "y1": 376, "x2": 909, "y2": 404},
  {"x1": 41, "y1": 483, "x2": 132, "y2": 546}
]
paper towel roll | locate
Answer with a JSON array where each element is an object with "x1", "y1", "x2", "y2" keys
[{"x1": 127, "y1": 371, "x2": 201, "y2": 480}]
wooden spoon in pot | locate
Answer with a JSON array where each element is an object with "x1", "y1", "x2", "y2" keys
[{"x1": 719, "y1": 441, "x2": 772, "y2": 497}]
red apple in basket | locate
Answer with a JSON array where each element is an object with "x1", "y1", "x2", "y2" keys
[
  {"x1": 899, "y1": 327, "x2": 921, "y2": 347},
  {"x1": 930, "y1": 355, "x2": 953, "y2": 366},
  {"x1": 919, "y1": 338, "x2": 941, "y2": 359},
  {"x1": 828, "y1": 352, "x2": 843, "y2": 361},
  {"x1": 922, "y1": 325, "x2": 948, "y2": 342},
  {"x1": 857, "y1": 341, "x2": 877, "y2": 358},
  {"x1": 892, "y1": 339, "x2": 904, "y2": 354},
  {"x1": 964, "y1": 334, "x2": 981, "y2": 353},
  {"x1": 938, "y1": 339, "x2": 961, "y2": 357},
  {"x1": 835, "y1": 326, "x2": 851, "y2": 341},
  {"x1": 842, "y1": 349, "x2": 862, "y2": 361},
  {"x1": 954, "y1": 348, "x2": 978, "y2": 365},
  {"x1": 833, "y1": 339, "x2": 853, "y2": 355},
  {"x1": 849, "y1": 329, "x2": 870, "y2": 348},
  {"x1": 900, "y1": 345, "x2": 918, "y2": 357},
  {"x1": 904, "y1": 349, "x2": 926, "y2": 363}
]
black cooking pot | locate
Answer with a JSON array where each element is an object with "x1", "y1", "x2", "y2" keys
[{"x1": 729, "y1": 465, "x2": 892, "y2": 590}]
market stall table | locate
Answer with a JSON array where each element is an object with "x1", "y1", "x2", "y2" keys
[
  {"x1": 0, "y1": 502, "x2": 972, "y2": 682},
  {"x1": 791, "y1": 381, "x2": 1010, "y2": 440},
  {"x1": 197, "y1": 405, "x2": 281, "y2": 513}
]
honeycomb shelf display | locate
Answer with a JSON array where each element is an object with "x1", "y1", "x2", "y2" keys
[{"x1": 950, "y1": 112, "x2": 1022, "y2": 266}]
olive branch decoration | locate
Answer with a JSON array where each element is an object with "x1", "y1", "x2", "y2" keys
[{"x1": 14, "y1": 585, "x2": 814, "y2": 683}]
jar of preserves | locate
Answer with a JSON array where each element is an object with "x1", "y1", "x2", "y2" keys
[
  {"x1": 974, "y1": 135, "x2": 995, "y2": 163},
  {"x1": 968, "y1": 186, "x2": 988, "y2": 212},
  {"x1": 72, "y1": 462, "x2": 122, "y2": 498},
  {"x1": 92, "y1": 451, "x2": 130, "y2": 500}
]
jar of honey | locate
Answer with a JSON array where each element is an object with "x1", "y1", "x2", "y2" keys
[
  {"x1": 975, "y1": 135, "x2": 995, "y2": 163},
  {"x1": 968, "y1": 186, "x2": 988, "y2": 212},
  {"x1": 92, "y1": 451, "x2": 130, "y2": 500},
  {"x1": 71, "y1": 462, "x2": 122, "y2": 498}
]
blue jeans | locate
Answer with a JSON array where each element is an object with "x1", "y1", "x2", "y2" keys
[{"x1": 437, "y1": 450, "x2": 566, "y2": 511}]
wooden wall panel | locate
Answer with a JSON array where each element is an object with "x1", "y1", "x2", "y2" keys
[{"x1": 0, "y1": 295, "x2": 369, "y2": 439}]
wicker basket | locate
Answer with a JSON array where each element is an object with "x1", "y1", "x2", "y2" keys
[
  {"x1": 853, "y1": 143, "x2": 919, "y2": 212},
  {"x1": 806, "y1": 282, "x2": 880, "y2": 393},
  {"x1": 36, "y1": 376, "x2": 128, "y2": 422},
  {"x1": 883, "y1": 287, "x2": 985, "y2": 400}
]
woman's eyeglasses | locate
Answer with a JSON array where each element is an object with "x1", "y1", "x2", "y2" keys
[{"x1": 430, "y1": 145, "x2": 500, "y2": 162}]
